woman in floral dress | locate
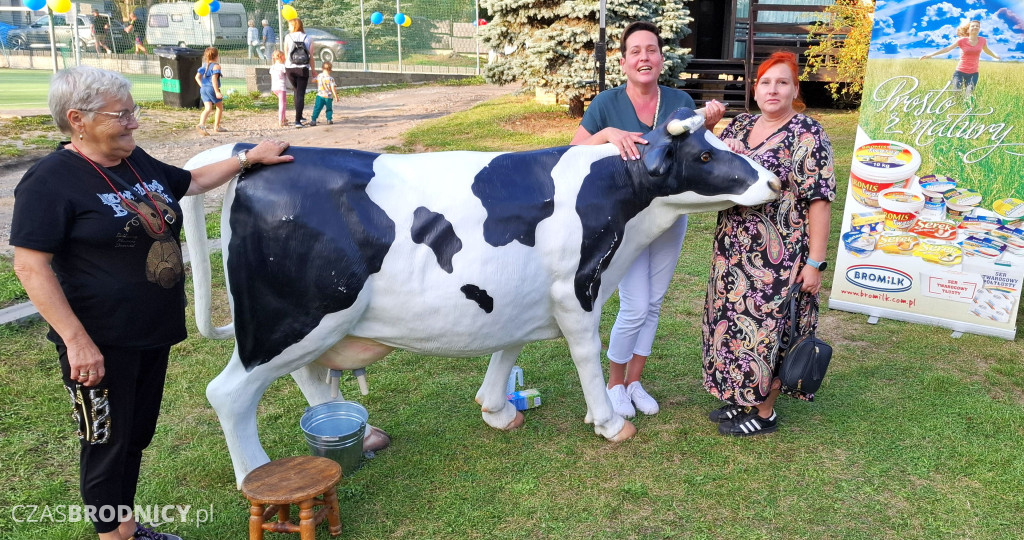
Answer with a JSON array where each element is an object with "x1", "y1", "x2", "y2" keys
[{"x1": 701, "y1": 51, "x2": 836, "y2": 437}]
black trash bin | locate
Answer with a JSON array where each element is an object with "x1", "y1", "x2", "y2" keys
[{"x1": 156, "y1": 46, "x2": 203, "y2": 108}]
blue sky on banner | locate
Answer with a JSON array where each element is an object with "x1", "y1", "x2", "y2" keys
[{"x1": 871, "y1": 0, "x2": 1024, "y2": 59}]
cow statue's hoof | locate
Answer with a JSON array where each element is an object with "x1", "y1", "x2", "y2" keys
[
  {"x1": 609, "y1": 419, "x2": 636, "y2": 442},
  {"x1": 363, "y1": 424, "x2": 391, "y2": 452}
]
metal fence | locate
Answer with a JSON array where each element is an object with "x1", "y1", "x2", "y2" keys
[{"x1": 0, "y1": 0, "x2": 487, "y2": 101}]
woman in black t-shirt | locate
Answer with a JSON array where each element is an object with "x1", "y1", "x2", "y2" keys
[{"x1": 10, "y1": 66, "x2": 293, "y2": 540}]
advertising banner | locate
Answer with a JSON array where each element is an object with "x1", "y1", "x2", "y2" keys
[{"x1": 829, "y1": 0, "x2": 1024, "y2": 339}]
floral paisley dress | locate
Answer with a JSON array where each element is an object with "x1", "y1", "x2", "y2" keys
[{"x1": 701, "y1": 113, "x2": 836, "y2": 404}]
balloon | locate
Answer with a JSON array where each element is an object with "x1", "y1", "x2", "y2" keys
[
  {"x1": 282, "y1": 0, "x2": 292, "y2": 3},
  {"x1": 209, "y1": 1, "x2": 220, "y2": 13},
  {"x1": 281, "y1": 5, "x2": 297, "y2": 20},
  {"x1": 394, "y1": 13, "x2": 405, "y2": 25},
  {"x1": 370, "y1": 11, "x2": 383, "y2": 25},
  {"x1": 25, "y1": 0, "x2": 46, "y2": 11},
  {"x1": 478, "y1": 18, "x2": 488, "y2": 26},
  {"x1": 194, "y1": 1, "x2": 210, "y2": 16},
  {"x1": 47, "y1": 0, "x2": 71, "y2": 13},
  {"x1": 402, "y1": 16, "x2": 411, "y2": 27}
]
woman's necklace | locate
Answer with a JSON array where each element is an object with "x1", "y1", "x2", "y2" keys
[
  {"x1": 71, "y1": 144, "x2": 168, "y2": 236},
  {"x1": 651, "y1": 86, "x2": 662, "y2": 128}
]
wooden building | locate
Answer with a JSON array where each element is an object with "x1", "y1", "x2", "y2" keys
[{"x1": 680, "y1": 0, "x2": 849, "y2": 112}]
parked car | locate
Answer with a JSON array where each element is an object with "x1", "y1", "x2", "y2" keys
[
  {"x1": 306, "y1": 27, "x2": 348, "y2": 63},
  {"x1": 6, "y1": 13, "x2": 128, "y2": 52}
]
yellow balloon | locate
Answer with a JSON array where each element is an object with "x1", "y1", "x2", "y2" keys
[
  {"x1": 48, "y1": 0, "x2": 71, "y2": 13},
  {"x1": 402, "y1": 16, "x2": 412, "y2": 27},
  {"x1": 281, "y1": 5, "x2": 297, "y2": 20},
  {"x1": 194, "y1": 1, "x2": 210, "y2": 16}
]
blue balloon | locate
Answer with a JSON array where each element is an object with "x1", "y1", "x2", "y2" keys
[
  {"x1": 370, "y1": 11, "x2": 383, "y2": 25},
  {"x1": 25, "y1": 0, "x2": 46, "y2": 10},
  {"x1": 282, "y1": 0, "x2": 292, "y2": 4},
  {"x1": 209, "y1": 0, "x2": 220, "y2": 13},
  {"x1": 394, "y1": 13, "x2": 406, "y2": 25}
]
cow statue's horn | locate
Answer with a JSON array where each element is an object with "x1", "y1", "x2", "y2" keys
[{"x1": 667, "y1": 110, "x2": 706, "y2": 136}]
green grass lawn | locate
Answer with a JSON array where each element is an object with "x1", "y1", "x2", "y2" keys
[{"x1": 1, "y1": 98, "x2": 1022, "y2": 539}]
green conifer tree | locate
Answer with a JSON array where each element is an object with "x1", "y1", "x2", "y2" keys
[{"x1": 479, "y1": 0, "x2": 693, "y2": 117}]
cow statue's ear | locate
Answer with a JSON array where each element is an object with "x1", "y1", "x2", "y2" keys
[{"x1": 643, "y1": 144, "x2": 673, "y2": 177}]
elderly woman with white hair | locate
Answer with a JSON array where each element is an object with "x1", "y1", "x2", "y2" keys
[{"x1": 10, "y1": 66, "x2": 293, "y2": 540}]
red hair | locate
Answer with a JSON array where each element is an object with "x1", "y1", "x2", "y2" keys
[{"x1": 755, "y1": 51, "x2": 805, "y2": 112}]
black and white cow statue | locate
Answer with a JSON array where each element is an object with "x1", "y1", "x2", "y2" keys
[{"x1": 181, "y1": 107, "x2": 781, "y2": 486}]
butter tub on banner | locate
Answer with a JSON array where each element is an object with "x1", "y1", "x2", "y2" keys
[{"x1": 508, "y1": 389, "x2": 542, "y2": 411}]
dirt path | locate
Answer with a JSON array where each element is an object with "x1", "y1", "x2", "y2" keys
[{"x1": 0, "y1": 83, "x2": 517, "y2": 255}]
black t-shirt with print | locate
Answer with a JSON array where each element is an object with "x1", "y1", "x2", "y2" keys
[{"x1": 10, "y1": 144, "x2": 193, "y2": 348}]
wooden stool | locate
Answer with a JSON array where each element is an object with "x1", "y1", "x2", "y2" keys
[{"x1": 241, "y1": 456, "x2": 343, "y2": 540}]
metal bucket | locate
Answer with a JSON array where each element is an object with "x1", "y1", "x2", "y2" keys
[{"x1": 300, "y1": 400, "x2": 368, "y2": 477}]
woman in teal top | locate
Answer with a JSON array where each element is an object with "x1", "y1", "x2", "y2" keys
[{"x1": 571, "y1": 21, "x2": 724, "y2": 418}]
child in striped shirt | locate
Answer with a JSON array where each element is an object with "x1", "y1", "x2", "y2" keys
[{"x1": 310, "y1": 62, "x2": 339, "y2": 126}]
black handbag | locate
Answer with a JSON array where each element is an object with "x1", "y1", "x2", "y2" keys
[{"x1": 777, "y1": 283, "x2": 832, "y2": 394}]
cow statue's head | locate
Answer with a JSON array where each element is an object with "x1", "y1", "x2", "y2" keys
[{"x1": 636, "y1": 107, "x2": 781, "y2": 211}]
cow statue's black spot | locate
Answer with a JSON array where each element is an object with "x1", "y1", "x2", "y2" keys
[
  {"x1": 460, "y1": 284, "x2": 494, "y2": 313},
  {"x1": 410, "y1": 206, "x2": 461, "y2": 274},
  {"x1": 572, "y1": 107, "x2": 763, "y2": 311},
  {"x1": 472, "y1": 148, "x2": 566, "y2": 247},
  {"x1": 227, "y1": 144, "x2": 396, "y2": 370}
]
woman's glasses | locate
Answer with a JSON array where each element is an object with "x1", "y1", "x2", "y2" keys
[{"x1": 82, "y1": 104, "x2": 143, "y2": 126}]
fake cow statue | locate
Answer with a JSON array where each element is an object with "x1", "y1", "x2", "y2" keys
[{"x1": 181, "y1": 107, "x2": 781, "y2": 486}]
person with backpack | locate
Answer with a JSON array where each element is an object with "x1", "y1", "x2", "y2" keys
[{"x1": 284, "y1": 18, "x2": 314, "y2": 128}]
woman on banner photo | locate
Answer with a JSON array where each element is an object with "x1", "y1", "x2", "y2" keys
[{"x1": 920, "y1": 19, "x2": 1001, "y2": 99}]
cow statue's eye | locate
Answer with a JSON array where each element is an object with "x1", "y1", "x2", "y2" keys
[{"x1": 700, "y1": 151, "x2": 712, "y2": 162}]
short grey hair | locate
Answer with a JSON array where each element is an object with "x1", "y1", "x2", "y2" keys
[{"x1": 49, "y1": 66, "x2": 133, "y2": 135}]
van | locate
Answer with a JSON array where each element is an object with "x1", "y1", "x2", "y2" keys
[{"x1": 146, "y1": 1, "x2": 247, "y2": 48}]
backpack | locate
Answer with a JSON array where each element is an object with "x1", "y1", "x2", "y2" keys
[{"x1": 289, "y1": 34, "x2": 310, "y2": 64}]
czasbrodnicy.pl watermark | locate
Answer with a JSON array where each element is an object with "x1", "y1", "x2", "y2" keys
[{"x1": 10, "y1": 504, "x2": 214, "y2": 527}]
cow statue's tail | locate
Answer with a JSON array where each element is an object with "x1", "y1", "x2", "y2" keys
[{"x1": 181, "y1": 146, "x2": 236, "y2": 340}]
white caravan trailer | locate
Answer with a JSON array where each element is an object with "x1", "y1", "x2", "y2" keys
[{"x1": 146, "y1": 1, "x2": 247, "y2": 48}]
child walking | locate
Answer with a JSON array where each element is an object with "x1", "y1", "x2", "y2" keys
[
  {"x1": 195, "y1": 46, "x2": 224, "y2": 135},
  {"x1": 269, "y1": 49, "x2": 288, "y2": 127},
  {"x1": 309, "y1": 62, "x2": 338, "y2": 127}
]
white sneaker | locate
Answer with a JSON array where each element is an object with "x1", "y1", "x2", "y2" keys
[
  {"x1": 627, "y1": 381, "x2": 660, "y2": 415},
  {"x1": 606, "y1": 384, "x2": 635, "y2": 418}
]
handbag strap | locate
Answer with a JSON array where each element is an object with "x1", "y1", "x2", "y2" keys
[{"x1": 781, "y1": 282, "x2": 804, "y2": 353}]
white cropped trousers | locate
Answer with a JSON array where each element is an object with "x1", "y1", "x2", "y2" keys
[{"x1": 606, "y1": 215, "x2": 688, "y2": 364}]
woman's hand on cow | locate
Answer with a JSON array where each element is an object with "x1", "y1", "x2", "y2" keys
[
  {"x1": 722, "y1": 138, "x2": 746, "y2": 154},
  {"x1": 603, "y1": 128, "x2": 647, "y2": 161},
  {"x1": 248, "y1": 139, "x2": 294, "y2": 166}
]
